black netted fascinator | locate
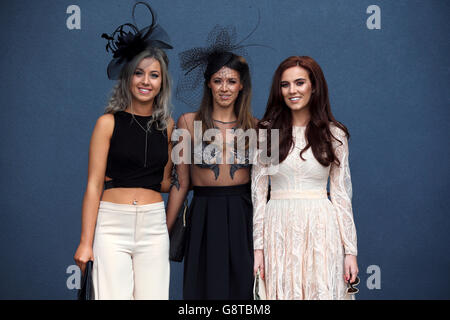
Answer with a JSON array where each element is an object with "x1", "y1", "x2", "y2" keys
[
  {"x1": 176, "y1": 13, "x2": 267, "y2": 107},
  {"x1": 101, "y1": 2, "x2": 173, "y2": 80}
]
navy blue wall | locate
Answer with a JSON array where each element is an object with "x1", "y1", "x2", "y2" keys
[{"x1": 0, "y1": 0, "x2": 448, "y2": 299}]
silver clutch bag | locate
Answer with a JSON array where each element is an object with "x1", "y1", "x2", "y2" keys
[{"x1": 253, "y1": 269, "x2": 267, "y2": 300}]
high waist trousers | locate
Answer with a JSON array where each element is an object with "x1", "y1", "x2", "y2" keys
[{"x1": 92, "y1": 201, "x2": 170, "y2": 300}]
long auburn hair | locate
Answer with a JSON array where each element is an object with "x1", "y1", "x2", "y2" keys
[
  {"x1": 195, "y1": 53, "x2": 254, "y2": 132},
  {"x1": 259, "y1": 56, "x2": 349, "y2": 166}
]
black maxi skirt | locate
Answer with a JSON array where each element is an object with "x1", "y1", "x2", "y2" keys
[{"x1": 183, "y1": 183, "x2": 254, "y2": 300}]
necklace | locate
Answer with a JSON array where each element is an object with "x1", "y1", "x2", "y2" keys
[
  {"x1": 213, "y1": 118, "x2": 238, "y2": 124},
  {"x1": 131, "y1": 113, "x2": 152, "y2": 168}
]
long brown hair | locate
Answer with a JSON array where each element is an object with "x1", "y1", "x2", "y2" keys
[
  {"x1": 259, "y1": 56, "x2": 349, "y2": 166},
  {"x1": 195, "y1": 53, "x2": 254, "y2": 132}
]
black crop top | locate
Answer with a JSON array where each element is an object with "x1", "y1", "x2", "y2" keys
[{"x1": 104, "y1": 111, "x2": 168, "y2": 192}]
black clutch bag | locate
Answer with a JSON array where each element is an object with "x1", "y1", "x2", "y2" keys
[
  {"x1": 169, "y1": 199, "x2": 189, "y2": 262},
  {"x1": 78, "y1": 260, "x2": 94, "y2": 300}
]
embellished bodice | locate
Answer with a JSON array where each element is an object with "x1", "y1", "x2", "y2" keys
[
  {"x1": 192, "y1": 127, "x2": 251, "y2": 180},
  {"x1": 251, "y1": 125, "x2": 358, "y2": 256},
  {"x1": 270, "y1": 126, "x2": 331, "y2": 191}
]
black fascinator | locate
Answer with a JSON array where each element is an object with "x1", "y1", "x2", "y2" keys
[
  {"x1": 176, "y1": 12, "x2": 268, "y2": 107},
  {"x1": 101, "y1": 2, "x2": 173, "y2": 80}
]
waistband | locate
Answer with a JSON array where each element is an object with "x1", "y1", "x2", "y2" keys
[
  {"x1": 270, "y1": 189, "x2": 328, "y2": 200},
  {"x1": 99, "y1": 201, "x2": 165, "y2": 214},
  {"x1": 193, "y1": 183, "x2": 251, "y2": 197}
]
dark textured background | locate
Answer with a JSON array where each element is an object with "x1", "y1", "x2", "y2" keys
[{"x1": 0, "y1": 0, "x2": 449, "y2": 299}]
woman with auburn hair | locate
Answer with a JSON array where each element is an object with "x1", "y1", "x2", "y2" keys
[
  {"x1": 252, "y1": 56, "x2": 359, "y2": 300},
  {"x1": 166, "y1": 25, "x2": 257, "y2": 299}
]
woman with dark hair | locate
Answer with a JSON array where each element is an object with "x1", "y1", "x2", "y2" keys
[
  {"x1": 166, "y1": 26, "x2": 257, "y2": 299},
  {"x1": 73, "y1": 3, "x2": 174, "y2": 299},
  {"x1": 252, "y1": 56, "x2": 358, "y2": 300}
]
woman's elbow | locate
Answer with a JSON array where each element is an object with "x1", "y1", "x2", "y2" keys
[
  {"x1": 160, "y1": 180, "x2": 171, "y2": 193},
  {"x1": 85, "y1": 179, "x2": 104, "y2": 196}
]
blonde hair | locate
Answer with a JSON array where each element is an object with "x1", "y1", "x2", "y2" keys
[{"x1": 104, "y1": 47, "x2": 172, "y2": 130}]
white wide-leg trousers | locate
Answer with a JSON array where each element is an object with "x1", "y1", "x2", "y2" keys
[{"x1": 92, "y1": 201, "x2": 170, "y2": 300}]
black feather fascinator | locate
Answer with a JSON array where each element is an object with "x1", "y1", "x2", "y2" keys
[{"x1": 101, "y1": 2, "x2": 173, "y2": 80}]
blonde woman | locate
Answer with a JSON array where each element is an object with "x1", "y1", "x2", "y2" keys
[{"x1": 73, "y1": 2, "x2": 174, "y2": 300}]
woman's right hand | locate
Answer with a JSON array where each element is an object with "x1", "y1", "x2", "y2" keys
[
  {"x1": 74, "y1": 243, "x2": 94, "y2": 274},
  {"x1": 253, "y1": 249, "x2": 265, "y2": 280}
]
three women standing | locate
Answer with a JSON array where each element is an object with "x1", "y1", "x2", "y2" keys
[{"x1": 73, "y1": 2, "x2": 358, "y2": 300}]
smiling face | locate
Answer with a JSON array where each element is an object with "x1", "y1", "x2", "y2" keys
[
  {"x1": 280, "y1": 65, "x2": 313, "y2": 113},
  {"x1": 130, "y1": 57, "x2": 162, "y2": 105},
  {"x1": 208, "y1": 66, "x2": 243, "y2": 109}
]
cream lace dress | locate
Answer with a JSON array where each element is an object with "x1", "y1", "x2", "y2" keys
[{"x1": 252, "y1": 125, "x2": 358, "y2": 300}]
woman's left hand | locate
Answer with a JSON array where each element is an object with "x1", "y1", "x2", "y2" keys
[{"x1": 344, "y1": 254, "x2": 359, "y2": 284}]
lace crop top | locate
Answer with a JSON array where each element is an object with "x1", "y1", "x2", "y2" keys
[{"x1": 104, "y1": 111, "x2": 168, "y2": 192}]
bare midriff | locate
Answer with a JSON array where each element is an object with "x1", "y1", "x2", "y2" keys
[{"x1": 101, "y1": 177, "x2": 163, "y2": 205}]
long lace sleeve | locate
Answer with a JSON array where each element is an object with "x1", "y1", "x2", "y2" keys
[
  {"x1": 329, "y1": 126, "x2": 358, "y2": 256},
  {"x1": 251, "y1": 154, "x2": 269, "y2": 250},
  {"x1": 166, "y1": 114, "x2": 191, "y2": 233}
]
